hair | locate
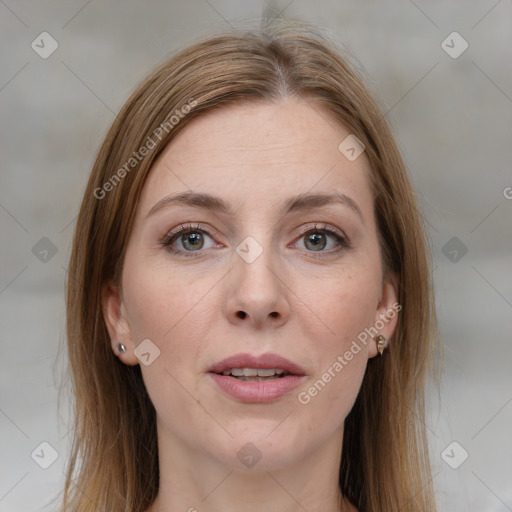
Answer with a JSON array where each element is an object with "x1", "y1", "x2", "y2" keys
[{"x1": 61, "y1": 19, "x2": 438, "y2": 512}]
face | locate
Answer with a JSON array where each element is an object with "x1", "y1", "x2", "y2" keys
[{"x1": 103, "y1": 98, "x2": 398, "y2": 473}]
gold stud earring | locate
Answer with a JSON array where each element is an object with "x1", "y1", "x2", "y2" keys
[{"x1": 376, "y1": 335, "x2": 388, "y2": 356}]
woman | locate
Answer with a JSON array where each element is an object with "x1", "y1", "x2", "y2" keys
[{"x1": 62, "y1": 20, "x2": 438, "y2": 512}]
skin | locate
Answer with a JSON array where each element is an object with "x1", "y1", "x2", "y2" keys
[{"x1": 103, "y1": 98, "x2": 398, "y2": 512}]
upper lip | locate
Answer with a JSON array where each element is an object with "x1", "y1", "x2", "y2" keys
[{"x1": 208, "y1": 353, "x2": 306, "y2": 376}]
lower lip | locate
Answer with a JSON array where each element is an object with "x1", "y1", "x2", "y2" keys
[{"x1": 209, "y1": 373, "x2": 305, "y2": 403}]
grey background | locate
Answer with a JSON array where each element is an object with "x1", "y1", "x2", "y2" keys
[{"x1": 1, "y1": 1, "x2": 511, "y2": 511}]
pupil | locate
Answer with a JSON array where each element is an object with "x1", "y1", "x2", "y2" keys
[
  {"x1": 306, "y1": 233, "x2": 326, "y2": 251},
  {"x1": 184, "y1": 232, "x2": 203, "y2": 250}
]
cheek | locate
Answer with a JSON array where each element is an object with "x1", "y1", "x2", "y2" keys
[
  {"x1": 296, "y1": 305, "x2": 370, "y2": 438},
  {"x1": 298, "y1": 262, "x2": 380, "y2": 349},
  {"x1": 121, "y1": 256, "x2": 217, "y2": 406},
  {"x1": 292, "y1": 266, "x2": 378, "y2": 419},
  {"x1": 122, "y1": 259, "x2": 208, "y2": 350},
  {"x1": 121, "y1": 262, "x2": 211, "y2": 424}
]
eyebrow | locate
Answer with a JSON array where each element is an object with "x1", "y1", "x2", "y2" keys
[{"x1": 145, "y1": 191, "x2": 364, "y2": 223}]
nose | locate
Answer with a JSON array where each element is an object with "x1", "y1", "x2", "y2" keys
[{"x1": 223, "y1": 243, "x2": 291, "y2": 329}]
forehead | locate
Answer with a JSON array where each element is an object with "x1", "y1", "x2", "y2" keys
[{"x1": 139, "y1": 99, "x2": 374, "y2": 216}]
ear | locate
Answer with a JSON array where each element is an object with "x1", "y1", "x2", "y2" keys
[
  {"x1": 101, "y1": 279, "x2": 139, "y2": 366},
  {"x1": 368, "y1": 273, "x2": 400, "y2": 358}
]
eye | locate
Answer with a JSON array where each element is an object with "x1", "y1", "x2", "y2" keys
[
  {"x1": 161, "y1": 223, "x2": 219, "y2": 256},
  {"x1": 294, "y1": 223, "x2": 350, "y2": 254},
  {"x1": 161, "y1": 222, "x2": 350, "y2": 258}
]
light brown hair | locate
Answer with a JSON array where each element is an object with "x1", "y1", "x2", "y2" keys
[{"x1": 61, "y1": 20, "x2": 438, "y2": 512}]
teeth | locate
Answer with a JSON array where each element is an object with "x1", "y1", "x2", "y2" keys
[
  {"x1": 238, "y1": 376, "x2": 280, "y2": 382},
  {"x1": 221, "y1": 368, "x2": 286, "y2": 377},
  {"x1": 256, "y1": 368, "x2": 276, "y2": 377}
]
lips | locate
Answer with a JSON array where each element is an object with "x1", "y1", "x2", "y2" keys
[{"x1": 208, "y1": 353, "x2": 306, "y2": 403}]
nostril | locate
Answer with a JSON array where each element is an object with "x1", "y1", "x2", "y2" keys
[
  {"x1": 269, "y1": 312, "x2": 278, "y2": 318},
  {"x1": 236, "y1": 311, "x2": 247, "y2": 319}
]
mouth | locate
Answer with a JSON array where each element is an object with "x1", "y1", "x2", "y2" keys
[
  {"x1": 208, "y1": 353, "x2": 306, "y2": 403},
  {"x1": 217, "y1": 367, "x2": 288, "y2": 381},
  {"x1": 208, "y1": 352, "x2": 306, "y2": 378}
]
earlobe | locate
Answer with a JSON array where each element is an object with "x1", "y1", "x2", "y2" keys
[
  {"x1": 368, "y1": 275, "x2": 400, "y2": 358},
  {"x1": 101, "y1": 280, "x2": 139, "y2": 366}
]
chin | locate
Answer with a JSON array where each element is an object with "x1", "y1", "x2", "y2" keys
[{"x1": 207, "y1": 431, "x2": 309, "y2": 473}]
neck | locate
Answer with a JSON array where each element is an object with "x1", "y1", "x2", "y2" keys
[{"x1": 148, "y1": 419, "x2": 354, "y2": 512}]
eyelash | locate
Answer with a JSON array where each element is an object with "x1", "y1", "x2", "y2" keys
[{"x1": 161, "y1": 222, "x2": 351, "y2": 258}]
